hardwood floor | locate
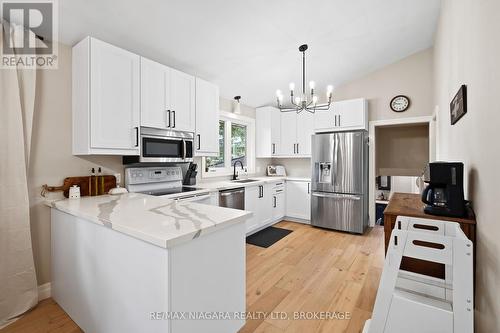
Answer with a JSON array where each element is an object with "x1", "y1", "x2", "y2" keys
[{"x1": 0, "y1": 221, "x2": 384, "y2": 333}]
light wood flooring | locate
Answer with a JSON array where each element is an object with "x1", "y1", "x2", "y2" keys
[{"x1": 0, "y1": 221, "x2": 384, "y2": 333}]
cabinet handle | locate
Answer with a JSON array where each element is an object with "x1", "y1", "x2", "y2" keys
[
  {"x1": 335, "y1": 115, "x2": 337, "y2": 127},
  {"x1": 172, "y1": 110, "x2": 176, "y2": 128},
  {"x1": 167, "y1": 110, "x2": 171, "y2": 127},
  {"x1": 134, "y1": 127, "x2": 139, "y2": 147},
  {"x1": 293, "y1": 143, "x2": 296, "y2": 154},
  {"x1": 338, "y1": 115, "x2": 341, "y2": 127},
  {"x1": 272, "y1": 143, "x2": 275, "y2": 155},
  {"x1": 273, "y1": 196, "x2": 277, "y2": 208},
  {"x1": 307, "y1": 182, "x2": 310, "y2": 194},
  {"x1": 297, "y1": 143, "x2": 299, "y2": 154},
  {"x1": 197, "y1": 134, "x2": 201, "y2": 150}
]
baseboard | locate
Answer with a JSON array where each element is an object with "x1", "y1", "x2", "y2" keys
[
  {"x1": 283, "y1": 216, "x2": 311, "y2": 224},
  {"x1": 38, "y1": 282, "x2": 51, "y2": 300}
]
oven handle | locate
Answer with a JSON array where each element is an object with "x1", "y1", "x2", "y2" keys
[{"x1": 176, "y1": 193, "x2": 211, "y2": 202}]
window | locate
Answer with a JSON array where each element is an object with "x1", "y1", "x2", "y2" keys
[
  {"x1": 231, "y1": 123, "x2": 247, "y2": 167},
  {"x1": 205, "y1": 121, "x2": 225, "y2": 169},
  {"x1": 203, "y1": 112, "x2": 255, "y2": 177}
]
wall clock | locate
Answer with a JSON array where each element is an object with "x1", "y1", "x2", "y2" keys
[{"x1": 390, "y1": 95, "x2": 410, "y2": 112}]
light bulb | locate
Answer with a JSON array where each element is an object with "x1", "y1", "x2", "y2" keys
[
  {"x1": 312, "y1": 96, "x2": 318, "y2": 104},
  {"x1": 276, "y1": 89, "x2": 282, "y2": 97},
  {"x1": 278, "y1": 94, "x2": 283, "y2": 103},
  {"x1": 309, "y1": 81, "x2": 316, "y2": 90},
  {"x1": 289, "y1": 82, "x2": 295, "y2": 91},
  {"x1": 327, "y1": 85, "x2": 334, "y2": 94},
  {"x1": 295, "y1": 96, "x2": 301, "y2": 104}
]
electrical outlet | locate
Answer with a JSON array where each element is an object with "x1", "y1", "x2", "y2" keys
[{"x1": 114, "y1": 173, "x2": 121, "y2": 184}]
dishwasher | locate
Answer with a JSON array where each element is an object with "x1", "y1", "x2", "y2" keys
[{"x1": 219, "y1": 187, "x2": 245, "y2": 210}]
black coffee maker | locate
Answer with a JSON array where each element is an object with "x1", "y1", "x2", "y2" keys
[{"x1": 421, "y1": 162, "x2": 466, "y2": 217}]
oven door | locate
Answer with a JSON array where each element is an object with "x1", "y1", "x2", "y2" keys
[{"x1": 141, "y1": 136, "x2": 193, "y2": 162}]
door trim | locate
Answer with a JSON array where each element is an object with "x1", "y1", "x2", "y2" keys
[{"x1": 368, "y1": 116, "x2": 435, "y2": 227}]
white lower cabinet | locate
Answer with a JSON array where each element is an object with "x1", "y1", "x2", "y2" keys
[
  {"x1": 286, "y1": 180, "x2": 311, "y2": 221},
  {"x1": 272, "y1": 190, "x2": 285, "y2": 221},
  {"x1": 244, "y1": 184, "x2": 272, "y2": 233},
  {"x1": 244, "y1": 186, "x2": 260, "y2": 233}
]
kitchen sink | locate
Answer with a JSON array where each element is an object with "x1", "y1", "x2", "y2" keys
[{"x1": 232, "y1": 179, "x2": 260, "y2": 183}]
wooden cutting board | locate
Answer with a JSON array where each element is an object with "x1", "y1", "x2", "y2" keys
[{"x1": 52, "y1": 176, "x2": 117, "y2": 198}]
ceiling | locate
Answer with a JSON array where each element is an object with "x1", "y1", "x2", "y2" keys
[{"x1": 58, "y1": 0, "x2": 441, "y2": 107}]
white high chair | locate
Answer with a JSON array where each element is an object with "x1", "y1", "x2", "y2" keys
[{"x1": 363, "y1": 216, "x2": 473, "y2": 333}]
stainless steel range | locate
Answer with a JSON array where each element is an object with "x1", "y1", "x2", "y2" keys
[{"x1": 125, "y1": 166, "x2": 212, "y2": 203}]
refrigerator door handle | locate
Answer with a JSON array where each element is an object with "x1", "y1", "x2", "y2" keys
[{"x1": 312, "y1": 192, "x2": 361, "y2": 200}]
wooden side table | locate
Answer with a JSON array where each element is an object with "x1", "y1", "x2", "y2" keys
[{"x1": 383, "y1": 193, "x2": 476, "y2": 279}]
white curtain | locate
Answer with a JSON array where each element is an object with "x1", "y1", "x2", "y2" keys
[{"x1": 0, "y1": 21, "x2": 39, "y2": 328}]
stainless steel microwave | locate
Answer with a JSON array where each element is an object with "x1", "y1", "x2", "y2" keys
[{"x1": 123, "y1": 127, "x2": 194, "y2": 164}]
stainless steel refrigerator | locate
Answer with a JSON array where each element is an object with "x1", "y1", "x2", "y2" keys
[{"x1": 311, "y1": 131, "x2": 368, "y2": 234}]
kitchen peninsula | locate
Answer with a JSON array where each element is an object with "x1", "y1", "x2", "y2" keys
[{"x1": 49, "y1": 193, "x2": 250, "y2": 333}]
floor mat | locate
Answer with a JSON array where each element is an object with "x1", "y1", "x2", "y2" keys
[{"x1": 246, "y1": 226, "x2": 293, "y2": 248}]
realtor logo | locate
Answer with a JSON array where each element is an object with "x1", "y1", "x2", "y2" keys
[{"x1": 1, "y1": 0, "x2": 58, "y2": 68}]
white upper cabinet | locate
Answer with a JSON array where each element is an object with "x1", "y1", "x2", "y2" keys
[
  {"x1": 169, "y1": 68, "x2": 195, "y2": 132},
  {"x1": 73, "y1": 37, "x2": 140, "y2": 155},
  {"x1": 314, "y1": 98, "x2": 368, "y2": 132},
  {"x1": 195, "y1": 78, "x2": 219, "y2": 156},
  {"x1": 256, "y1": 107, "x2": 314, "y2": 158},
  {"x1": 295, "y1": 111, "x2": 314, "y2": 156},
  {"x1": 140, "y1": 58, "x2": 195, "y2": 132},
  {"x1": 256, "y1": 107, "x2": 281, "y2": 158},
  {"x1": 280, "y1": 112, "x2": 297, "y2": 156},
  {"x1": 140, "y1": 58, "x2": 170, "y2": 129},
  {"x1": 270, "y1": 109, "x2": 281, "y2": 156},
  {"x1": 314, "y1": 109, "x2": 334, "y2": 132}
]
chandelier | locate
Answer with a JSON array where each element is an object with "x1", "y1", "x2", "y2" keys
[{"x1": 276, "y1": 44, "x2": 333, "y2": 113}]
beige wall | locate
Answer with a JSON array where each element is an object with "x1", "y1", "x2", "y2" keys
[
  {"x1": 433, "y1": 1, "x2": 500, "y2": 331},
  {"x1": 29, "y1": 43, "x2": 124, "y2": 285},
  {"x1": 375, "y1": 124, "x2": 429, "y2": 176},
  {"x1": 276, "y1": 48, "x2": 435, "y2": 176}
]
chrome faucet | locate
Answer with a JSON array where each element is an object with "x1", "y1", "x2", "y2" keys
[{"x1": 232, "y1": 160, "x2": 244, "y2": 180}]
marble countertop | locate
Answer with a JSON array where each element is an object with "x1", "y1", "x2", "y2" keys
[
  {"x1": 48, "y1": 193, "x2": 251, "y2": 249},
  {"x1": 191, "y1": 176, "x2": 310, "y2": 191}
]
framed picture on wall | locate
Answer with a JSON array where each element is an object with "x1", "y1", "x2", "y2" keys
[{"x1": 450, "y1": 85, "x2": 467, "y2": 125}]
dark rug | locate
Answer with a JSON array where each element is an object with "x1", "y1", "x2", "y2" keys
[{"x1": 246, "y1": 226, "x2": 293, "y2": 248}]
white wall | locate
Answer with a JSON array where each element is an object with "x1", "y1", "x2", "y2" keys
[
  {"x1": 274, "y1": 48, "x2": 434, "y2": 177},
  {"x1": 433, "y1": 1, "x2": 500, "y2": 331},
  {"x1": 28, "y1": 44, "x2": 264, "y2": 285}
]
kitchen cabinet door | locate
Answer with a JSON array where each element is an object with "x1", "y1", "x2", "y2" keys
[
  {"x1": 195, "y1": 78, "x2": 219, "y2": 155},
  {"x1": 272, "y1": 192, "x2": 285, "y2": 221},
  {"x1": 335, "y1": 98, "x2": 368, "y2": 131},
  {"x1": 256, "y1": 107, "x2": 281, "y2": 157},
  {"x1": 140, "y1": 57, "x2": 170, "y2": 129},
  {"x1": 170, "y1": 68, "x2": 195, "y2": 132},
  {"x1": 286, "y1": 181, "x2": 311, "y2": 221},
  {"x1": 271, "y1": 108, "x2": 281, "y2": 156},
  {"x1": 88, "y1": 38, "x2": 140, "y2": 152},
  {"x1": 280, "y1": 112, "x2": 297, "y2": 156},
  {"x1": 314, "y1": 109, "x2": 335, "y2": 132},
  {"x1": 256, "y1": 107, "x2": 272, "y2": 158},
  {"x1": 296, "y1": 111, "x2": 314, "y2": 156},
  {"x1": 260, "y1": 184, "x2": 273, "y2": 226},
  {"x1": 244, "y1": 185, "x2": 260, "y2": 233}
]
